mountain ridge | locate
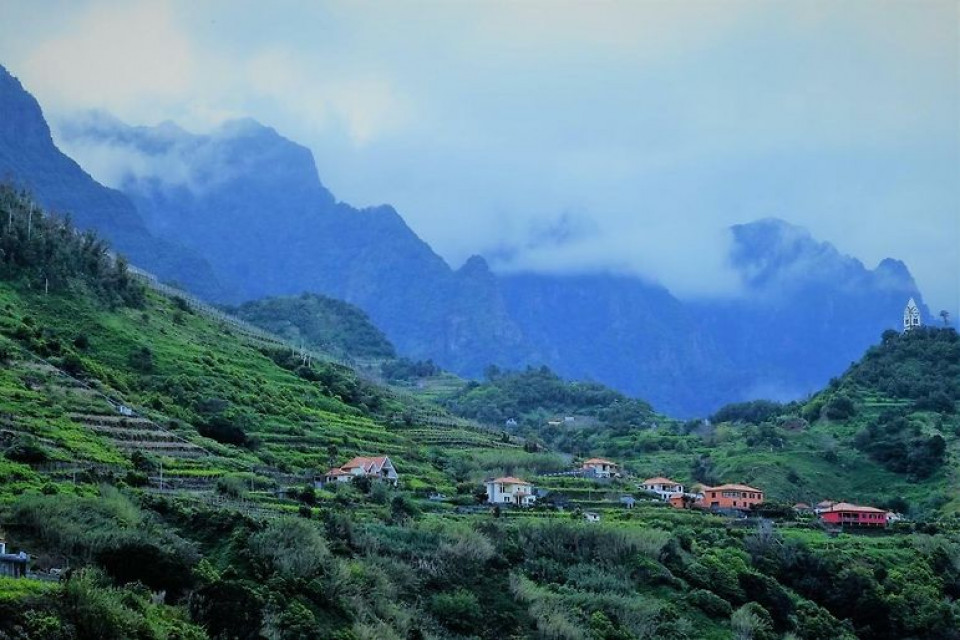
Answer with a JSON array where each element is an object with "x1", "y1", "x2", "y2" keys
[{"x1": 7, "y1": 73, "x2": 931, "y2": 416}]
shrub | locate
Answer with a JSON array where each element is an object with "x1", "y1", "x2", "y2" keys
[
  {"x1": 823, "y1": 395, "x2": 855, "y2": 420},
  {"x1": 685, "y1": 589, "x2": 732, "y2": 618},
  {"x1": 128, "y1": 346, "x2": 154, "y2": 373},
  {"x1": 248, "y1": 518, "x2": 329, "y2": 580},
  {"x1": 430, "y1": 589, "x2": 482, "y2": 634},
  {"x1": 4, "y1": 435, "x2": 50, "y2": 464},
  {"x1": 198, "y1": 415, "x2": 249, "y2": 447}
]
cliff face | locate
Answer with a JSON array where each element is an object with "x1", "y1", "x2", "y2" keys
[{"x1": 0, "y1": 65, "x2": 222, "y2": 298}]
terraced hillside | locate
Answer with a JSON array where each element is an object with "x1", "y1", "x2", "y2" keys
[
  {"x1": 0, "y1": 280, "x2": 538, "y2": 494},
  {"x1": 2, "y1": 188, "x2": 960, "y2": 640},
  {"x1": 430, "y1": 328, "x2": 960, "y2": 517}
]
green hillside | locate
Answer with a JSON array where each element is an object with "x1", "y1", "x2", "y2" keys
[
  {"x1": 438, "y1": 331, "x2": 959, "y2": 517},
  {"x1": 229, "y1": 293, "x2": 397, "y2": 360},
  {"x1": 0, "y1": 187, "x2": 959, "y2": 639}
]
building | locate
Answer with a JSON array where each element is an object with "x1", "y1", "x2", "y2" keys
[
  {"x1": 698, "y1": 484, "x2": 764, "y2": 510},
  {"x1": 584, "y1": 511, "x2": 601, "y2": 522},
  {"x1": 316, "y1": 468, "x2": 353, "y2": 487},
  {"x1": 316, "y1": 455, "x2": 398, "y2": 488},
  {"x1": 904, "y1": 298, "x2": 921, "y2": 332},
  {"x1": 581, "y1": 458, "x2": 620, "y2": 479},
  {"x1": 0, "y1": 539, "x2": 29, "y2": 579},
  {"x1": 818, "y1": 502, "x2": 888, "y2": 528},
  {"x1": 641, "y1": 477, "x2": 685, "y2": 501},
  {"x1": 814, "y1": 500, "x2": 836, "y2": 514},
  {"x1": 485, "y1": 477, "x2": 537, "y2": 506}
]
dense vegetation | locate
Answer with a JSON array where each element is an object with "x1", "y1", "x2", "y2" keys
[
  {"x1": 442, "y1": 366, "x2": 660, "y2": 451},
  {"x1": 230, "y1": 293, "x2": 396, "y2": 359},
  {"x1": 380, "y1": 357, "x2": 441, "y2": 383},
  {"x1": 0, "y1": 194, "x2": 959, "y2": 639},
  {"x1": 0, "y1": 185, "x2": 144, "y2": 307}
]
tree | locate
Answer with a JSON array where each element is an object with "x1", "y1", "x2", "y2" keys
[{"x1": 940, "y1": 310, "x2": 950, "y2": 326}]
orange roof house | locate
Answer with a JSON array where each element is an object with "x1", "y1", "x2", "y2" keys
[
  {"x1": 698, "y1": 483, "x2": 764, "y2": 511},
  {"x1": 581, "y1": 457, "x2": 620, "y2": 478},
  {"x1": 641, "y1": 477, "x2": 684, "y2": 494},
  {"x1": 316, "y1": 455, "x2": 398, "y2": 487},
  {"x1": 485, "y1": 477, "x2": 536, "y2": 506}
]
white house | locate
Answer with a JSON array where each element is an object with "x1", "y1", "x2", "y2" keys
[
  {"x1": 317, "y1": 455, "x2": 399, "y2": 488},
  {"x1": 582, "y1": 458, "x2": 620, "y2": 478},
  {"x1": 485, "y1": 477, "x2": 537, "y2": 506},
  {"x1": 641, "y1": 477, "x2": 685, "y2": 501},
  {"x1": 904, "y1": 298, "x2": 921, "y2": 332},
  {"x1": 0, "y1": 538, "x2": 28, "y2": 579},
  {"x1": 584, "y1": 511, "x2": 601, "y2": 522}
]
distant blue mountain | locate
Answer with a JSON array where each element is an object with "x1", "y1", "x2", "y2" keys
[{"x1": 43, "y1": 96, "x2": 928, "y2": 416}]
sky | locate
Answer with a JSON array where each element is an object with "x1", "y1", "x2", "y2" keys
[{"x1": 0, "y1": 0, "x2": 957, "y2": 314}]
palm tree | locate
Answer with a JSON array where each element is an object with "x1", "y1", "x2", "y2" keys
[{"x1": 941, "y1": 310, "x2": 950, "y2": 326}]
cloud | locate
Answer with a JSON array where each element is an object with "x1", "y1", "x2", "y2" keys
[
  {"x1": 0, "y1": 0, "x2": 956, "y2": 313},
  {"x1": 245, "y1": 48, "x2": 411, "y2": 146},
  {"x1": 19, "y1": 1, "x2": 195, "y2": 120}
]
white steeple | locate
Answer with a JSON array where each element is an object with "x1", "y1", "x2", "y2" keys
[{"x1": 903, "y1": 298, "x2": 921, "y2": 331}]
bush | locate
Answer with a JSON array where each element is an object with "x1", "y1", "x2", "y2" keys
[
  {"x1": 430, "y1": 589, "x2": 482, "y2": 634},
  {"x1": 248, "y1": 518, "x2": 329, "y2": 580},
  {"x1": 823, "y1": 395, "x2": 855, "y2": 420},
  {"x1": 128, "y1": 346, "x2": 154, "y2": 373},
  {"x1": 198, "y1": 415, "x2": 249, "y2": 447},
  {"x1": 4, "y1": 436, "x2": 50, "y2": 464},
  {"x1": 685, "y1": 589, "x2": 732, "y2": 618}
]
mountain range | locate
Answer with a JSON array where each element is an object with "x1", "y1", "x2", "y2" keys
[{"x1": 0, "y1": 64, "x2": 928, "y2": 415}]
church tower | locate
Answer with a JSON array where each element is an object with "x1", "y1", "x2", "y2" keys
[{"x1": 903, "y1": 298, "x2": 921, "y2": 332}]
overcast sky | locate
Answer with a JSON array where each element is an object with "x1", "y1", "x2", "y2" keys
[{"x1": 1, "y1": 0, "x2": 957, "y2": 313}]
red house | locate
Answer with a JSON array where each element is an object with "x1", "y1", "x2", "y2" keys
[{"x1": 818, "y1": 502, "x2": 887, "y2": 528}]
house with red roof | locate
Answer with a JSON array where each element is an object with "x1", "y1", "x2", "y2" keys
[
  {"x1": 641, "y1": 477, "x2": 685, "y2": 501},
  {"x1": 485, "y1": 477, "x2": 537, "y2": 506},
  {"x1": 581, "y1": 457, "x2": 620, "y2": 478},
  {"x1": 818, "y1": 502, "x2": 888, "y2": 528},
  {"x1": 316, "y1": 455, "x2": 398, "y2": 487},
  {"x1": 697, "y1": 483, "x2": 764, "y2": 511}
]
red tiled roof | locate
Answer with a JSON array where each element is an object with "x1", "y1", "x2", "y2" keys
[
  {"x1": 821, "y1": 502, "x2": 886, "y2": 514},
  {"x1": 489, "y1": 476, "x2": 531, "y2": 485},
  {"x1": 341, "y1": 456, "x2": 390, "y2": 471},
  {"x1": 583, "y1": 458, "x2": 617, "y2": 465},
  {"x1": 325, "y1": 468, "x2": 352, "y2": 477},
  {"x1": 703, "y1": 484, "x2": 763, "y2": 493},
  {"x1": 643, "y1": 477, "x2": 680, "y2": 486}
]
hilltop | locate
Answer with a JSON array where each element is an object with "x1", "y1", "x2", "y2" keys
[
  {"x1": 227, "y1": 293, "x2": 397, "y2": 360},
  {"x1": 2, "y1": 187, "x2": 960, "y2": 638}
]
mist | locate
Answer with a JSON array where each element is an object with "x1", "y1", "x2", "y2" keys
[{"x1": 1, "y1": 0, "x2": 955, "y2": 312}]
